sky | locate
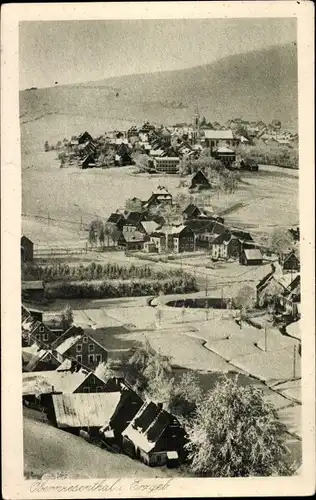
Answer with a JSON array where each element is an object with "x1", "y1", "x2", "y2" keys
[{"x1": 19, "y1": 18, "x2": 297, "y2": 90}]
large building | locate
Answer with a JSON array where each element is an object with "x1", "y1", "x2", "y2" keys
[
  {"x1": 152, "y1": 157, "x2": 180, "y2": 174},
  {"x1": 203, "y1": 129, "x2": 235, "y2": 154}
]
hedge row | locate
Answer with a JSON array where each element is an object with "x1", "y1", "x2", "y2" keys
[{"x1": 45, "y1": 277, "x2": 198, "y2": 299}]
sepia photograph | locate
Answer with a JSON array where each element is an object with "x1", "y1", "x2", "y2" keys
[{"x1": 1, "y1": 2, "x2": 315, "y2": 498}]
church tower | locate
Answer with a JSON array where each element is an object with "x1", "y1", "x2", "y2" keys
[{"x1": 192, "y1": 103, "x2": 200, "y2": 142}]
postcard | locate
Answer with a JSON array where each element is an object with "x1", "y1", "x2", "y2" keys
[{"x1": 1, "y1": 2, "x2": 315, "y2": 498}]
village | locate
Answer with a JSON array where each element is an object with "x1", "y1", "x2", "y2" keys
[
  {"x1": 21, "y1": 112, "x2": 301, "y2": 477},
  {"x1": 47, "y1": 111, "x2": 298, "y2": 172}
]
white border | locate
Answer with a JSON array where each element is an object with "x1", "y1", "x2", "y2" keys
[{"x1": 1, "y1": 2, "x2": 315, "y2": 498}]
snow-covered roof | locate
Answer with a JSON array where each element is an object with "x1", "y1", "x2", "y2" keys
[
  {"x1": 22, "y1": 369, "x2": 89, "y2": 396},
  {"x1": 243, "y1": 249, "x2": 263, "y2": 260},
  {"x1": 215, "y1": 146, "x2": 235, "y2": 154},
  {"x1": 204, "y1": 129, "x2": 234, "y2": 140},
  {"x1": 52, "y1": 392, "x2": 121, "y2": 428},
  {"x1": 56, "y1": 335, "x2": 83, "y2": 355}
]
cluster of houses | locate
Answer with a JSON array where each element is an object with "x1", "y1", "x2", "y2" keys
[
  {"x1": 52, "y1": 109, "x2": 297, "y2": 172},
  {"x1": 104, "y1": 185, "x2": 266, "y2": 263},
  {"x1": 55, "y1": 130, "x2": 134, "y2": 169},
  {"x1": 256, "y1": 248, "x2": 301, "y2": 323},
  {"x1": 21, "y1": 304, "x2": 186, "y2": 468}
]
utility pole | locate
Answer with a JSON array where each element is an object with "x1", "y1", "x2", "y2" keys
[
  {"x1": 293, "y1": 344, "x2": 297, "y2": 378},
  {"x1": 264, "y1": 323, "x2": 268, "y2": 352},
  {"x1": 205, "y1": 273, "x2": 208, "y2": 296},
  {"x1": 221, "y1": 287, "x2": 224, "y2": 309}
]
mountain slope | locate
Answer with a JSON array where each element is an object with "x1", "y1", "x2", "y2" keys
[{"x1": 20, "y1": 43, "x2": 298, "y2": 143}]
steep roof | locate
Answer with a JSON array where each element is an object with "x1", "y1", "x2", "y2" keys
[
  {"x1": 122, "y1": 401, "x2": 173, "y2": 453},
  {"x1": 140, "y1": 221, "x2": 159, "y2": 235},
  {"x1": 121, "y1": 230, "x2": 147, "y2": 243},
  {"x1": 52, "y1": 392, "x2": 121, "y2": 428},
  {"x1": 55, "y1": 334, "x2": 83, "y2": 355},
  {"x1": 106, "y1": 213, "x2": 123, "y2": 224},
  {"x1": 204, "y1": 129, "x2": 234, "y2": 140},
  {"x1": 183, "y1": 204, "x2": 201, "y2": 217}
]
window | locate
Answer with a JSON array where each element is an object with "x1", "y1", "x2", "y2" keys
[
  {"x1": 76, "y1": 344, "x2": 82, "y2": 352},
  {"x1": 88, "y1": 343, "x2": 94, "y2": 353},
  {"x1": 39, "y1": 326, "x2": 44, "y2": 333},
  {"x1": 46, "y1": 354, "x2": 51, "y2": 361},
  {"x1": 91, "y1": 376, "x2": 95, "y2": 384},
  {"x1": 95, "y1": 354, "x2": 102, "y2": 364},
  {"x1": 88, "y1": 354, "x2": 95, "y2": 365},
  {"x1": 76, "y1": 355, "x2": 82, "y2": 363},
  {"x1": 43, "y1": 333, "x2": 49, "y2": 342},
  {"x1": 83, "y1": 387, "x2": 90, "y2": 393},
  {"x1": 96, "y1": 386, "x2": 103, "y2": 392},
  {"x1": 83, "y1": 336, "x2": 88, "y2": 343},
  {"x1": 36, "y1": 334, "x2": 40, "y2": 341}
]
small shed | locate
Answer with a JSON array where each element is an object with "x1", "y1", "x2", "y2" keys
[
  {"x1": 189, "y1": 171, "x2": 211, "y2": 191},
  {"x1": 239, "y1": 248, "x2": 263, "y2": 266},
  {"x1": 281, "y1": 250, "x2": 300, "y2": 272},
  {"x1": 21, "y1": 236, "x2": 34, "y2": 262},
  {"x1": 80, "y1": 154, "x2": 96, "y2": 169}
]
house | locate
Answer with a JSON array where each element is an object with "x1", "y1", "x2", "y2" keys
[
  {"x1": 239, "y1": 248, "x2": 263, "y2": 266},
  {"x1": 209, "y1": 233, "x2": 242, "y2": 260},
  {"x1": 151, "y1": 225, "x2": 194, "y2": 253},
  {"x1": 203, "y1": 129, "x2": 234, "y2": 153},
  {"x1": 80, "y1": 154, "x2": 96, "y2": 169},
  {"x1": 152, "y1": 157, "x2": 180, "y2": 174},
  {"x1": 279, "y1": 275, "x2": 301, "y2": 318},
  {"x1": 49, "y1": 392, "x2": 121, "y2": 434},
  {"x1": 21, "y1": 236, "x2": 34, "y2": 262},
  {"x1": 279, "y1": 250, "x2": 300, "y2": 272},
  {"x1": 52, "y1": 330, "x2": 109, "y2": 370},
  {"x1": 117, "y1": 230, "x2": 148, "y2": 251},
  {"x1": 24, "y1": 321, "x2": 58, "y2": 348},
  {"x1": 121, "y1": 401, "x2": 186, "y2": 467},
  {"x1": 144, "y1": 186, "x2": 173, "y2": 210},
  {"x1": 21, "y1": 281, "x2": 45, "y2": 302},
  {"x1": 189, "y1": 171, "x2": 211, "y2": 191},
  {"x1": 105, "y1": 213, "x2": 125, "y2": 231},
  {"x1": 78, "y1": 131, "x2": 94, "y2": 144},
  {"x1": 231, "y1": 230, "x2": 255, "y2": 247},
  {"x1": 122, "y1": 212, "x2": 146, "y2": 232},
  {"x1": 115, "y1": 143, "x2": 133, "y2": 166},
  {"x1": 255, "y1": 267, "x2": 278, "y2": 306},
  {"x1": 213, "y1": 146, "x2": 236, "y2": 166},
  {"x1": 22, "y1": 344, "x2": 63, "y2": 372},
  {"x1": 182, "y1": 204, "x2": 203, "y2": 220}
]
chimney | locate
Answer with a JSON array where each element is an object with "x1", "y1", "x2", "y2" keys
[{"x1": 157, "y1": 402, "x2": 163, "y2": 412}]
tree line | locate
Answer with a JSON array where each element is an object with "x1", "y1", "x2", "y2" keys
[
  {"x1": 22, "y1": 261, "x2": 188, "y2": 282},
  {"x1": 45, "y1": 276, "x2": 198, "y2": 299}
]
